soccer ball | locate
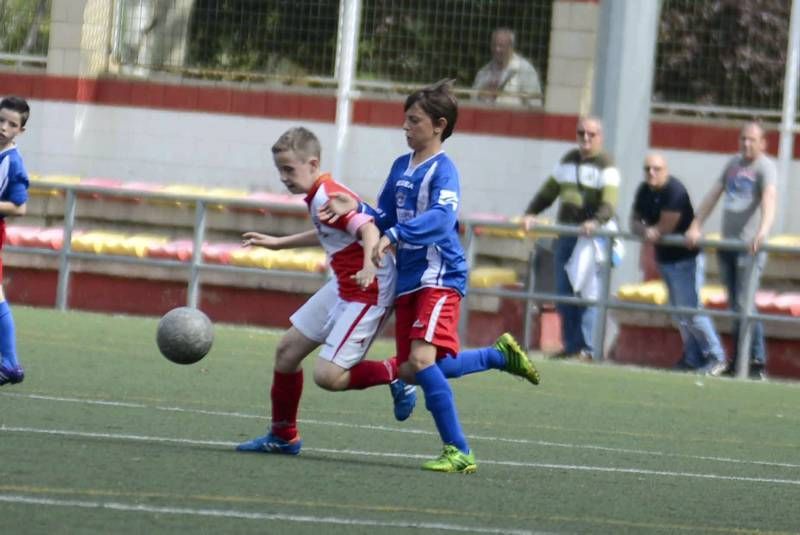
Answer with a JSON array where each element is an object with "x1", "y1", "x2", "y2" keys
[{"x1": 156, "y1": 307, "x2": 214, "y2": 365}]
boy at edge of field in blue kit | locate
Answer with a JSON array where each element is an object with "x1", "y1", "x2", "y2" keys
[
  {"x1": 236, "y1": 126, "x2": 417, "y2": 456},
  {"x1": 0, "y1": 96, "x2": 30, "y2": 386},
  {"x1": 318, "y1": 80, "x2": 541, "y2": 474}
]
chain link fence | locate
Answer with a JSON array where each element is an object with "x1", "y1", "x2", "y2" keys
[
  {"x1": 653, "y1": 0, "x2": 791, "y2": 117},
  {"x1": 111, "y1": 0, "x2": 552, "y2": 101},
  {"x1": 2, "y1": 0, "x2": 796, "y2": 115},
  {"x1": 0, "y1": 0, "x2": 51, "y2": 67}
]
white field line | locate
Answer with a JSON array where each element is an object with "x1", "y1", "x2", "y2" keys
[
  {"x1": 2, "y1": 425, "x2": 800, "y2": 488},
  {"x1": 0, "y1": 495, "x2": 543, "y2": 535},
  {"x1": 3, "y1": 391, "x2": 800, "y2": 470}
]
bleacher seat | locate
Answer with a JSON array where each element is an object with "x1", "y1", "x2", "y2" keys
[
  {"x1": 202, "y1": 242, "x2": 240, "y2": 265},
  {"x1": 469, "y1": 266, "x2": 518, "y2": 288},
  {"x1": 146, "y1": 240, "x2": 196, "y2": 262}
]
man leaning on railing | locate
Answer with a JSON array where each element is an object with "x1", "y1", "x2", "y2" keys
[
  {"x1": 685, "y1": 121, "x2": 777, "y2": 380},
  {"x1": 521, "y1": 116, "x2": 620, "y2": 361},
  {"x1": 631, "y1": 152, "x2": 727, "y2": 376}
]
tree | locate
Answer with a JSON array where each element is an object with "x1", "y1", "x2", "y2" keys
[
  {"x1": 655, "y1": 0, "x2": 789, "y2": 110},
  {"x1": 0, "y1": 0, "x2": 51, "y2": 57}
]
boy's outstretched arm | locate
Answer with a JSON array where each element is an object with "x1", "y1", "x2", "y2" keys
[
  {"x1": 352, "y1": 221, "x2": 380, "y2": 290},
  {"x1": 242, "y1": 229, "x2": 320, "y2": 250}
]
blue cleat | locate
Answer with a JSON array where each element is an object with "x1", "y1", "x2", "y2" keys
[
  {"x1": 235, "y1": 432, "x2": 302, "y2": 455},
  {"x1": 390, "y1": 379, "x2": 416, "y2": 421},
  {"x1": 0, "y1": 364, "x2": 24, "y2": 386}
]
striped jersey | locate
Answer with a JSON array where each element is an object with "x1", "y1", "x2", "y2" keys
[
  {"x1": 0, "y1": 146, "x2": 29, "y2": 217},
  {"x1": 526, "y1": 149, "x2": 620, "y2": 224},
  {"x1": 306, "y1": 174, "x2": 395, "y2": 307},
  {"x1": 361, "y1": 151, "x2": 467, "y2": 297}
]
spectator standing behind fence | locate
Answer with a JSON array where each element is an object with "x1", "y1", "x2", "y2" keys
[
  {"x1": 685, "y1": 121, "x2": 777, "y2": 380},
  {"x1": 631, "y1": 153, "x2": 728, "y2": 376},
  {"x1": 521, "y1": 117, "x2": 620, "y2": 360},
  {"x1": 472, "y1": 28, "x2": 542, "y2": 107}
]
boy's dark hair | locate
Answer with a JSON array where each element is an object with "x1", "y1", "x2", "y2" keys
[
  {"x1": 272, "y1": 126, "x2": 321, "y2": 162},
  {"x1": 0, "y1": 96, "x2": 31, "y2": 127},
  {"x1": 404, "y1": 79, "x2": 458, "y2": 142}
]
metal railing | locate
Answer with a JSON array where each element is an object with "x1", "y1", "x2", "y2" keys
[
  {"x1": 11, "y1": 182, "x2": 799, "y2": 381},
  {"x1": 459, "y1": 219, "x2": 800, "y2": 380},
  {"x1": 8, "y1": 181, "x2": 327, "y2": 311}
]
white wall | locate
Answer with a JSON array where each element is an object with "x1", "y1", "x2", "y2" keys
[{"x1": 18, "y1": 99, "x2": 800, "y2": 234}]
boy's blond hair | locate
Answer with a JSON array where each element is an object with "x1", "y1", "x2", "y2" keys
[{"x1": 272, "y1": 127, "x2": 321, "y2": 162}]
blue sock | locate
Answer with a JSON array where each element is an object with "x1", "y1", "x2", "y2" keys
[
  {"x1": 415, "y1": 365, "x2": 469, "y2": 454},
  {"x1": 436, "y1": 347, "x2": 506, "y2": 378},
  {"x1": 0, "y1": 301, "x2": 18, "y2": 368}
]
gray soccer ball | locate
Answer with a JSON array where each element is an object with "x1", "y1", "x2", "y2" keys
[{"x1": 156, "y1": 307, "x2": 214, "y2": 365}]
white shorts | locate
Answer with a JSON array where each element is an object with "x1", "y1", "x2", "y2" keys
[{"x1": 290, "y1": 279, "x2": 391, "y2": 369}]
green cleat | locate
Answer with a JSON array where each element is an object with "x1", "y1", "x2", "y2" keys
[
  {"x1": 421, "y1": 445, "x2": 477, "y2": 474},
  {"x1": 494, "y1": 332, "x2": 540, "y2": 385}
]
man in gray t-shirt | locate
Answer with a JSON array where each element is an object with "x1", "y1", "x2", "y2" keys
[{"x1": 686, "y1": 121, "x2": 777, "y2": 379}]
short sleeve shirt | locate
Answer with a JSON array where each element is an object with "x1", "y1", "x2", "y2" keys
[
  {"x1": 719, "y1": 154, "x2": 776, "y2": 241},
  {"x1": 0, "y1": 146, "x2": 30, "y2": 213},
  {"x1": 633, "y1": 176, "x2": 697, "y2": 263}
]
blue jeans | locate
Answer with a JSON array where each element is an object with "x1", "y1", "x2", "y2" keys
[
  {"x1": 554, "y1": 236, "x2": 596, "y2": 357},
  {"x1": 659, "y1": 254, "x2": 726, "y2": 367},
  {"x1": 717, "y1": 250, "x2": 767, "y2": 365}
]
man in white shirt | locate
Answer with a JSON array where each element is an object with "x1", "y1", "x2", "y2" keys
[{"x1": 473, "y1": 28, "x2": 542, "y2": 107}]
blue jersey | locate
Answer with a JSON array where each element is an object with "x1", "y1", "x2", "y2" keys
[
  {"x1": 362, "y1": 151, "x2": 467, "y2": 297},
  {"x1": 0, "y1": 146, "x2": 29, "y2": 216}
]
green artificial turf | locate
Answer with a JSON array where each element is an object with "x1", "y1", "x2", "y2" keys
[{"x1": 1, "y1": 306, "x2": 799, "y2": 534}]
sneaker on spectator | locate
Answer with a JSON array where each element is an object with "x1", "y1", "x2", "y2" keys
[
  {"x1": 700, "y1": 360, "x2": 728, "y2": 377},
  {"x1": 549, "y1": 350, "x2": 578, "y2": 360},
  {"x1": 749, "y1": 363, "x2": 767, "y2": 381}
]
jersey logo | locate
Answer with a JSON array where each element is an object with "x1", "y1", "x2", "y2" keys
[
  {"x1": 437, "y1": 189, "x2": 459, "y2": 211},
  {"x1": 396, "y1": 190, "x2": 407, "y2": 207},
  {"x1": 412, "y1": 319, "x2": 425, "y2": 329}
]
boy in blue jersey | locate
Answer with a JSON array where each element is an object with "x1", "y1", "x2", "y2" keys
[
  {"x1": 319, "y1": 80, "x2": 540, "y2": 473},
  {"x1": 0, "y1": 96, "x2": 31, "y2": 386}
]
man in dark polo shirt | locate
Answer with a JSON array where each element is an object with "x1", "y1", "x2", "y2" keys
[{"x1": 630, "y1": 153, "x2": 727, "y2": 375}]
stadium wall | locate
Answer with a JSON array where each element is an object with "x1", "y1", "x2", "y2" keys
[{"x1": 4, "y1": 73, "x2": 800, "y2": 235}]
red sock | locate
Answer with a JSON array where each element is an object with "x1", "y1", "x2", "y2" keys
[
  {"x1": 347, "y1": 357, "x2": 397, "y2": 390},
  {"x1": 270, "y1": 369, "x2": 303, "y2": 441}
]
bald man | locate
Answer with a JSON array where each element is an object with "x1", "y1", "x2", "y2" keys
[
  {"x1": 686, "y1": 121, "x2": 777, "y2": 379},
  {"x1": 631, "y1": 153, "x2": 727, "y2": 375}
]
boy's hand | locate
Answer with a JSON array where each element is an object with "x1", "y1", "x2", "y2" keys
[
  {"x1": 319, "y1": 191, "x2": 358, "y2": 223},
  {"x1": 371, "y1": 235, "x2": 393, "y2": 267},
  {"x1": 352, "y1": 264, "x2": 377, "y2": 290},
  {"x1": 242, "y1": 231, "x2": 279, "y2": 249}
]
